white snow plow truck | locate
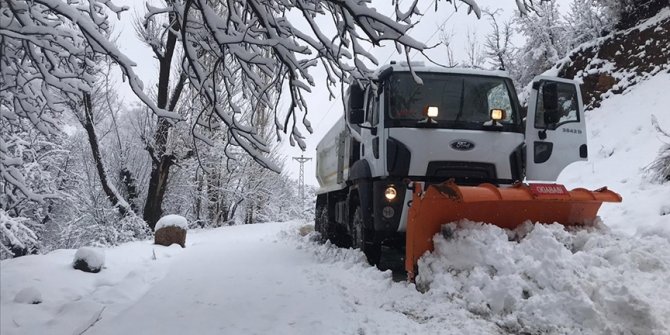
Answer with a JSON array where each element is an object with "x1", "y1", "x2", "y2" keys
[{"x1": 314, "y1": 62, "x2": 621, "y2": 279}]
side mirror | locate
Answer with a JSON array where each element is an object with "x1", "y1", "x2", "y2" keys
[
  {"x1": 542, "y1": 82, "x2": 558, "y2": 110},
  {"x1": 542, "y1": 82, "x2": 560, "y2": 125},
  {"x1": 348, "y1": 84, "x2": 365, "y2": 124},
  {"x1": 349, "y1": 108, "x2": 365, "y2": 124}
]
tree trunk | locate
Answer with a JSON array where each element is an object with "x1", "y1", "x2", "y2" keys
[
  {"x1": 206, "y1": 169, "x2": 219, "y2": 226},
  {"x1": 81, "y1": 93, "x2": 132, "y2": 217},
  {"x1": 120, "y1": 167, "x2": 139, "y2": 212},
  {"x1": 142, "y1": 12, "x2": 184, "y2": 229},
  {"x1": 194, "y1": 170, "x2": 204, "y2": 225},
  {"x1": 143, "y1": 153, "x2": 174, "y2": 230}
]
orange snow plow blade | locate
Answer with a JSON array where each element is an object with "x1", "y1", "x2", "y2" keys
[{"x1": 405, "y1": 181, "x2": 622, "y2": 280}]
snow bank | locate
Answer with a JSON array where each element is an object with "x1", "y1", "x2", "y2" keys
[
  {"x1": 155, "y1": 215, "x2": 188, "y2": 230},
  {"x1": 417, "y1": 219, "x2": 670, "y2": 334}
]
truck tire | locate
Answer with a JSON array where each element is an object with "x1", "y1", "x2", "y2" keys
[
  {"x1": 352, "y1": 206, "x2": 381, "y2": 266},
  {"x1": 315, "y1": 205, "x2": 331, "y2": 242},
  {"x1": 316, "y1": 204, "x2": 349, "y2": 247}
]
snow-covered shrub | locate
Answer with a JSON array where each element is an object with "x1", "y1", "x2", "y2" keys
[
  {"x1": 72, "y1": 247, "x2": 105, "y2": 273},
  {"x1": 645, "y1": 115, "x2": 670, "y2": 183},
  {"x1": 45, "y1": 207, "x2": 149, "y2": 251},
  {"x1": 117, "y1": 214, "x2": 152, "y2": 242},
  {"x1": 0, "y1": 209, "x2": 39, "y2": 260}
]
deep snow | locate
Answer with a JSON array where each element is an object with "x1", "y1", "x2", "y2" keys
[{"x1": 2, "y1": 70, "x2": 670, "y2": 335}]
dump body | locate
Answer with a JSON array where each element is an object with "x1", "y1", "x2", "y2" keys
[{"x1": 315, "y1": 118, "x2": 351, "y2": 193}]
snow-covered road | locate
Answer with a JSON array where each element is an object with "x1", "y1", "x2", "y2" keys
[
  {"x1": 89, "y1": 223, "x2": 375, "y2": 335},
  {"x1": 84, "y1": 222, "x2": 502, "y2": 335},
  {"x1": 0, "y1": 221, "x2": 503, "y2": 335}
]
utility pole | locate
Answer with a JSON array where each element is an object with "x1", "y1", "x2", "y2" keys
[{"x1": 292, "y1": 155, "x2": 312, "y2": 207}]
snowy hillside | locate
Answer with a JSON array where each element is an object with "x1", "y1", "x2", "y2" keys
[
  {"x1": 558, "y1": 72, "x2": 670, "y2": 236},
  {"x1": 2, "y1": 73, "x2": 670, "y2": 335}
]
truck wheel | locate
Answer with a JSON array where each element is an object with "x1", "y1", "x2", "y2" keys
[
  {"x1": 315, "y1": 205, "x2": 331, "y2": 242},
  {"x1": 352, "y1": 206, "x2": 382, "y2": 266},
  {"x1": 316, "y1": 205, "x2": 349, "y2": 247}
]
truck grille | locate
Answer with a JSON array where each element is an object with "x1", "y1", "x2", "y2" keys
[{"x1": 426, "y1": 161, "x2": 497, "y2": 186}]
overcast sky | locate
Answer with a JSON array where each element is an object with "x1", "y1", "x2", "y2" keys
[{"x1": 109, "y1": 0, "x2": 571, "y2": 187}]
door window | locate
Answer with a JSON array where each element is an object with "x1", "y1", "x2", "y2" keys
[
  {"x1": 535, "y1": 81, "x2": 580, "y2": 130},
  {"x1": 366, "y1": 89, "x2": 380, "y2": 126}
]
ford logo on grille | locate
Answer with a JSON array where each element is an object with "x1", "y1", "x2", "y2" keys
[{"x1": 450, "y1": 139, "x2": 475, "y2": 151}]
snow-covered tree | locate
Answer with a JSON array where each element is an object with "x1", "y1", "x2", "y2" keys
[
  {"x1": 0, "y1": 209, "x2": 39, "y2": 259},
  {"x1": 1, "y1": 0, "x2": 150, "y2": 233},
  {"x1": 7, "y1": 0, "x2": 546, "y2": 169},
  {"x1": 438, "y1": 28, "x2": 459, "y2": 67},
  {"x1": 464, "y1": 28, "x2": 486, "y2": 69},
  {"x1": 514, "y1": 0, "x2": 568, "y2": 87},
  {"x1": 597, "y1": 0, "x2": 669, "y2": 30},
  {"x1": 483, "y1": 9, "x2": 515, "y2": 71},
  {"x1": 564, "y1": 0, "x2": 609, "y2": 49}
]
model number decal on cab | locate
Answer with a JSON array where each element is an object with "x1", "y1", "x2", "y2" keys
[{"x1": 562, "y1": 128, "x2": 582, "y2": 134}]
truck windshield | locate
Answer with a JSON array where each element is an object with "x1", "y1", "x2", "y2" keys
[{"x1": 387, "y1": 72, "x2": 520, "y2": 129}]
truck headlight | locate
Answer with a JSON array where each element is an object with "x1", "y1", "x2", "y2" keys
[{"x1": 384, "y1": 186, "x2": 397, "y2": 201}]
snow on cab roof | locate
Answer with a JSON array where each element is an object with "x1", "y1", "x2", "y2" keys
[{"x1": 374, "y1": 62, "x2": 511, "y2": 79}]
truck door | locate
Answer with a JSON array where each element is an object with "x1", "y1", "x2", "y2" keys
[
  {"x1": 525, "y1": 76, "x2": 587, "y2": 181},
  {"x1": 360, "y1": 87, "x2": 383, "y2": 175}
]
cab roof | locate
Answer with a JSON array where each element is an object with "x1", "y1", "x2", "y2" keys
[{"x1": 373, "y1": 62, "x2": 511, "y2": 80}]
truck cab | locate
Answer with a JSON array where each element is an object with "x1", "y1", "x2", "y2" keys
[{"x1": 315, "y1": 62, "x2": 588, "y2": 265}]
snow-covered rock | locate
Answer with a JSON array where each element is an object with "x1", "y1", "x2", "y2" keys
[
  {"x1": 14, "y1": 286, "x2": 42, "y2": 304},
  {"x1": 155, "y1": 215, "x2": 188, "y2": 248},
  {"x1": 72, "y1": 247, "x2": 105, "y2": 273}
]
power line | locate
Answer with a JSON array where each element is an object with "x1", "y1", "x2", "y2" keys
[{"x1": 409, "y1": 4, "x2": 461, "y2": 61}]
